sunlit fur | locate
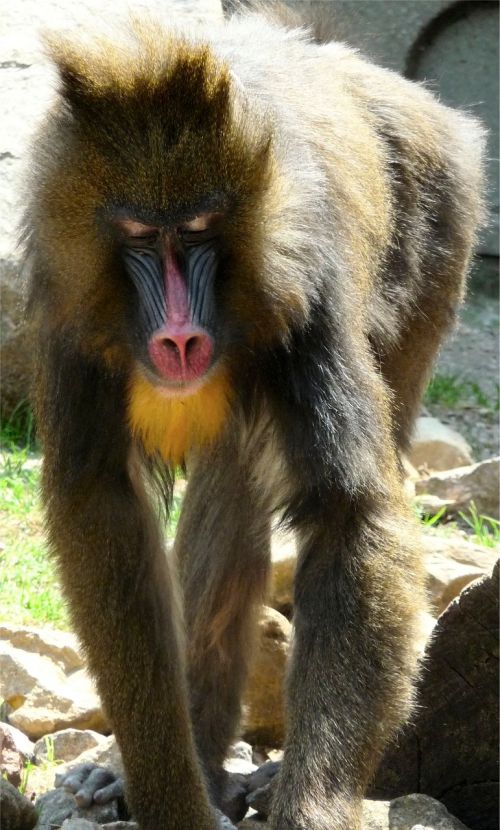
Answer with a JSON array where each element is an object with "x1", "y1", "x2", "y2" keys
[
  {"x1": 128, "y1": 369, "x2": 231, "y2": 466},
  {"x1": 24, "y1": 4, "x2": 485, "y2": 830}
]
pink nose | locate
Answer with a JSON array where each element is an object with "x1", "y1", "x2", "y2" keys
[{"x1": 148, "y1": 327, "x2": 214, "y2": 382}]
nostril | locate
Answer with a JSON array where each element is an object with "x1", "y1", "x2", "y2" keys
[
  {"x1": 160, "y1": 336, "x2": 200, "y2": 366},
  {"x1": 149, "y1": 328, "x2": 213, "y2": 382},
  {"x1": 162, "y1": 338, "x2": 182, "y2": 359},
  {"x1": 185, "y1": 335, "x2": 201, "y2": 360}
]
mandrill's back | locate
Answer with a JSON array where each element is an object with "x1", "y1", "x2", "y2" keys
[{"x1": 213, "y1": 9, "x2": 486, "y2": 447}]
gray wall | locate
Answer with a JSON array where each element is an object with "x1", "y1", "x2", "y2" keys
[{"x1": 283, "y1": 0, "x2": 499, "y2": 260}]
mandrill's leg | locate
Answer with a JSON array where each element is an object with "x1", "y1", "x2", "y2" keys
[
  {"x1": 175, "y1": 436, "x2": 271, "y2": 812},
  {"x1": 37, "y1": 342, "x2": 217, "y2": 830},
  {"x1": 269, "y1": 469, "x2": 425, "y2": 830}
]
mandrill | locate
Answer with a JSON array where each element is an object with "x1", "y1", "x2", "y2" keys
[{"x1": 24, "y1": 4, "x2": 485, "y2": 829}]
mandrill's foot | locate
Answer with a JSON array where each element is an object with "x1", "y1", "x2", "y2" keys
[{"x1": 56, "y1": 763, "x2": 238, "y2": 828}]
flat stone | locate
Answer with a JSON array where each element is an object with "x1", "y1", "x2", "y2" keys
[
  {"x1": 416, "y1": 457, "x2": 500, "y2": 518},
  {"x1": 34, "y1": 728, "x2": 105, "y2": 763},
  {"x1": 410, "y1": 416, "x2": 474, "y2": 472},
  {"x1": 0, "y1": 642, "x2": 107, "y2": 740},
  {"x1": 241, "y1": 608, "x2": 291, "y2": 747}
]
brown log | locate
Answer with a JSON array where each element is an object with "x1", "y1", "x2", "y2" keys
[{"x1": 370, "y1": 561, "x2": 499, "y2": 830}]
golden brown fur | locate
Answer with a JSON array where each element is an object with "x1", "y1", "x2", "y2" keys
[{"x1": 24, "y1": 5, "x2": 485, "y2": 829}]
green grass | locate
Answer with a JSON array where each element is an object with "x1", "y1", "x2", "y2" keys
[
  {"x1": 0, "y1": 445, "x2": 183, "y2": 629},
  {"x1": 417, "y1": 500, "x2": 500, "y2": 549},
  {"x1": 0, "y1": 401, "x2": 36, "y2": 451},
  {"x1": 0, "y1": 447, "x2": 69, "y2": 628},
  {"x1": 458, "y1": 502, "x2": 500, "y2": 548},
  {"x1": 418, "y1": 505, "x2": 447, "y2": 527},
  {"x1": 19, "y1": 759, "x2": 37, "y2": 796},
  {"x1": 18, "y1": 734, "x2": 63, "y2": 800},
  {"x1": 167, "y1": 490, "x2": 183, "y2": 538},
  {"x1": 425, "y1": 373, "x2": 500, "y2": 411}
]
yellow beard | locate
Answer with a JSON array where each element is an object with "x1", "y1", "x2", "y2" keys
[{"x1": 128, "y1": 369, "x2": 231, "y2": 466}]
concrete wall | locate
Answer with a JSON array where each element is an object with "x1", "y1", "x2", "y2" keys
[{"x1": 283, "y1": 0, "x2": 499, "y2": 259}]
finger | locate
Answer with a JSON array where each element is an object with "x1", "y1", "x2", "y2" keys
[
  {"x1": 94, "y1": 776, "x2": 125, "y2": 804},
  {"x1": 215, "y1": 808, "x2": 237, "y2": 829},
  {"x1": 74, "y1": 767, "x2": 116, "y2": 807},
  {"x1": 56, "y1": 764, "x2": 95, "y2": 792}
]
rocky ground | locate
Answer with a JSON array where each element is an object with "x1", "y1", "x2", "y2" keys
[{"x1": 1, "y1": 565, "x2": 498, "y2": 830}]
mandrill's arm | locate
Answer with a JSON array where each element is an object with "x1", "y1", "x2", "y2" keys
[{"x1": 35, "y1": 335, "x2": 220, "y2": 830}]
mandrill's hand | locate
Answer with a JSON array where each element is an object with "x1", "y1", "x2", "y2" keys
[
  {"x1": 55, "y1": 763, "x2": 238, "y2": 829},
  {"x1": 55, "y1": 763, "x2": 126, "y2": 808},
  {"x1": 215, "y1": 808, "x2": 239, "y2": 829}
]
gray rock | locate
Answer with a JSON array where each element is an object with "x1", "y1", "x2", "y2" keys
[
  {"x1": 224, "y1": 756, "x2": 256, "y2": 775},
  {"x1": 35, "y1": 787, "x2": 120, "y2": 829},
  {"x1": 362, "y1": 794, "x2": 470, "y2": 828},
  {"x1": 34, "y1": 728, "x2": 105, "y2": 763},
  {"x1": 389, "y1": 793, "x2": 470, "y2": 829},
  {"x1": 0, "y1": 641, "x2": 108, "y2": 739},
  {"x1": 56, "y1": 735, "x2": 124, "y2": 781},
  {"x1": 362, "y1": 799, "x2": 391, "y2": 830},
  {"x1": 415, "y1": 457, "x2": 500, "y2": 519},
  {"x1": 423, "y1": 531, "x2": 498, "y2": 615},
  {"x1": 0, "y1": 722, "x2": 34, "y2": 787},
  {"x1": 35, "y1": 789, "x2": 76, "y2": 824},
  {"x1": 238, "y1": 790, "x2": 469, "y2": 829},
  {"x1": 0, "y1": 778, "x2": 38, "y2": 830},
  {"x1": 409, "y1": 417, "x2": 474, "y2": 472},
  {"x1": 0, "y1": 625, "x2": 83, "y2": 673},
  {"x1": 226, "y1": 740, "x2": 253, "y2": 763}
]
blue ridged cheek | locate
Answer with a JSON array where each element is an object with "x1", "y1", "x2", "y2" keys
[
  {"x1": 122, "y1": 241, "x2": 219, "y2": 336},
  {"x1": 123, "y1": 248, "x2": 166, "y2": 337}
]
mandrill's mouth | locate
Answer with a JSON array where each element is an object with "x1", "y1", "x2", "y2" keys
[
  {"x1": 152, "y1": 373, "x2": 211, "y2": 399},
  {"x1": 128, "y1": 367, "x2": 232, "y2": 465}
]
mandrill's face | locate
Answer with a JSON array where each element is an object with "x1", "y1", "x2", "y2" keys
[
  {"x1": 109, "y1": 205, "x2": 235, "y2": 465},
  {"x1": 111, "y1": 208, "x2": 226, "y2": 397}
]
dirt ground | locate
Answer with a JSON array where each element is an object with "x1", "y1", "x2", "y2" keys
[{"x1": 429, "y1": 288, "x2": 499, "y2": 461}]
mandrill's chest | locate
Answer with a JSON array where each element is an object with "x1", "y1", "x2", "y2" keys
[{"x1": 128, "y1": 369, "x2": 232, "y2": 466}]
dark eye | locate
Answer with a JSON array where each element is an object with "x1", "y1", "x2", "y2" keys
[
  {"x1": 113, "y1": 219, "x2": 160, "y2": 249},
  {"x1": 178, "y1": 212, "x2": 223, "y2": 246},
  {"x1": 126, "y1": 232, "x2": 159, "y2": 249}
]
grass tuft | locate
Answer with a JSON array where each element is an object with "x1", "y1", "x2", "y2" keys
[
  {"x1": 418, "y1": 505, "x2": 447, "y2": 527},
  {"x1": 425, "y1": 373, "x2": 499, "y2": 411},
  {"x1": 0, "y1": 402, "x2": 37, "y2": 451},
  {"x1": 458, "y1": 502, "x2": 500, "y2": 548}
]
